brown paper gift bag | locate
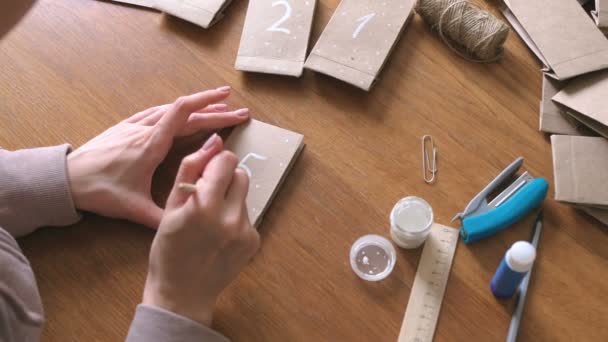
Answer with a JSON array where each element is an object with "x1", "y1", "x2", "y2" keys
[
  {"x1": 552, "y1": 70, "x2": 608, "y2": 138},
  {"x1": 551, "y1": 135, "x2": 608, "y2": 207},
  {"x1": 592, "y1": 0, "x2": 608, "y2": 28},
  {"x1": 224, "y1": 119, "x2": 304, "y2": 227},
  {"x1": 502, "y1": 0, "x2": 608, "y2": 80},
  {"x1": 235, "y1": 0, "x2": 317, "y2": 77},
  {"x1": 155, "y1": 0, "x2": 233, "y2": 28},
  {"x1": 112, "y1": 0, "x2": 156, "y2": 7},
  {"x1": 304, "y1": 0, "x2": 415, "y2": 90},
  {"x1": 539, "y1": 74, "x2": 581, "y2": 135},
  {"x1": 581, "y1": 207, "x2": 608, "y2": 225}
]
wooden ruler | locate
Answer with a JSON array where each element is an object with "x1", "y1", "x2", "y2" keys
[{"x1": 398, "y1": 224, "x2": 459, "y2": 342}]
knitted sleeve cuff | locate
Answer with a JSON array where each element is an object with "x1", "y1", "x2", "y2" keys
[
  {"x1": 0, "y1": 145, "x2": 81, "y2": 237},
  {"x1": 126, "y1": 304, "x2": 230, "y2": 342}
]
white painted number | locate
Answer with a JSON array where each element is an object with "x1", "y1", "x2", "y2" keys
[
  {"x1": 238, "y1": 153, "x2": 269, "y2": 178},
  {"x1": 353, "y1": 13, "x2": 375, "y2": 39},
  {"x1": 266, "y1": 1, "x2": 292, "y2": 34}
]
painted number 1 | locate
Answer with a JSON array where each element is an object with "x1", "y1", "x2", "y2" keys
[
  {"x1": 266, "y1": 0, "x2": 292, "y2": 34},
  {"x1": 353, "y1": 13, "x2": 375, "y2": 39}
]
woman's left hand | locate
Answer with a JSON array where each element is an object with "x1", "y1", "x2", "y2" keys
[{"x1": 66, "y1": 87, "x2": 249, "y2": 229}]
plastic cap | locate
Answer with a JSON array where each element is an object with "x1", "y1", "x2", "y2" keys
[
  {"x1": 350, "y1": 235, "x2": 396, "y2": 281},
  {"x1": 506, "y1": 241, "x2": 536, "y2": 273}
]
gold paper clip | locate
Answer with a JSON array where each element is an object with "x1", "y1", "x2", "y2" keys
[{"x1": 422, "y1": 135, "x2": 437, "y2": 184}]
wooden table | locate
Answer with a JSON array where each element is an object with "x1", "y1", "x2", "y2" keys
[{"x1": 1, "y1": 0, "x2": 606, "y2": 341}]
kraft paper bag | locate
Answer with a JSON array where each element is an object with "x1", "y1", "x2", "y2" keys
[
  {"x1": 539, "y1": 74, "x2": 581, "y2": 135},
  {"x1": 112, "y1": 0, "x2": 156, "y2": 7},
  {"x1": 155, "y1": 0, "x2": 233, "y2": 28},
  {"x1": 552, "y1": 70, "x2": 608, "y2": 138},
  {"x1": 502, "y1": 0, "x2": 608, "y2": 80},
  {"x1": 582, "y1": 207, "x2": 608, "y2": 225},
  {"x1": 304, "y1": 0, "x2": 415, "y2": 90},
  {"x1": 224, "y1": 119, "x2": 304, "y2": 227},
  {"x1": 592, "y1": 0, "x2": 608, "y2": 28},
  {"x1": 551, "y1": 135, "x2": 608, "y2": 207},
  {"x1": 235, "y1": 0, "x2": 317, "y2": 77}
]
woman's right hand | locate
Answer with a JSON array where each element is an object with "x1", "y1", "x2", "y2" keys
[{"x1": 142, "y1": 133, "x2": 260, "y2": 326}]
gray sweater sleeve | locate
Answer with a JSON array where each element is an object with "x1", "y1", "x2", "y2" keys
[
  {"x1": 0, "y1": 145, "x2": 78, "y2": 342},
  {"x1": 0, "y1": 146, "x2": 230, "y2": 342},
  {"x1": 0, "y1": 227, "x2": 44, "y2": 342},
  {"x1": 127, "y1": 305, "x2": 230, "y2": 342},
  {"x1": 0, "y1": 145, "x2": 81, "y2": 237}
]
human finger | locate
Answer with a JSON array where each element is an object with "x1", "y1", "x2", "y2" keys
[
  {"x1": 225, "y1": 168, "x2": 249, "y2": 211},
  {"x1": 178, "y1": 109, "x2": 249, "y2": 136},
  {"x1": 165, "y1": 134, "x2": 223, "y2": 209},
  {"x1": 124, "y1": 104, "x2": 170, "y2": 123},
  {"x1": 197, "y1": 151, "x2": 240, "y2": 201},
  {"x1": 151, "y1": 87, "x2": 231, "y2": 147},
  {"x1": 129, "y1": 197, "x2": 164, "y2": 229},
  {"x1": 140, "y1": 103, "x2": 230, "y2": 128},
  {"x1": 196, "y1": 103, "x2": 229, "y2": 113}
]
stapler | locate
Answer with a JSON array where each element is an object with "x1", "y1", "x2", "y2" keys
[{"x1": 452, "y1": 157, "x2": 548, "y2": 244}]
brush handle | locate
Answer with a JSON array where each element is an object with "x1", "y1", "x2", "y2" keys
[{"x1": 460, "y1": 178, "x2": 548, "y2": 244}]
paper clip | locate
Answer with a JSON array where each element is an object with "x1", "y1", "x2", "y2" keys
[{"x1": 422, "y1": 135, "x2": 437, "y2": 184}]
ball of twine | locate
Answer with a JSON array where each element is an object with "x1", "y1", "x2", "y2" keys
[{"x1": 417, "y1": 0, "x2": 509, "y2": 63}]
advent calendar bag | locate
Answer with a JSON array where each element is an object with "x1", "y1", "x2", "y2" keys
[
  {"x1": 502, "y1": 0, "x2": 608, "y2": 80},
  {"x1": 582, "y1": 207, "x2": 608, "y2": 225},
  {"x1": 112, "y1": 0, "x2": 155, "y2": 7},
  {"x1": 304, "y1": 0, "x2": 415, "y2": 90},
  {"x1": 552, "y1": 70, "x2": 608, "y2": 138},
  {"x1": 224, "y1": 119, "x2": 304, "y2": 227},
  {"x1": 235, "y1": 0, "x2": 317, "y2": 76},
  {"x1": 592, "y1": 0, "x2": 608, "y2": 29},
  {"x1": 539, "y1": 74, "x2": 581, "y2": 135},
  {"x1": 155, "y1": 0, "x2": 233, "y2": 28},
  {"x1": 551, "y1": 135, "x2": 608, "y2": 207}
]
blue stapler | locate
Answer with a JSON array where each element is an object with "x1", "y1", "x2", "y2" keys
[{"x1": 452, "y1": 157, "x2": 548, "y2": 244}]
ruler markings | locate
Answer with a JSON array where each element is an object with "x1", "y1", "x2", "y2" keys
[{"x1": 397, "y1": 224, "x2": 459, "y2": 342}]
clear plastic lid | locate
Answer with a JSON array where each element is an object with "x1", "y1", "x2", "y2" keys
[{"x1": 350, "y1": 235, "x2": 396, "y2": 281}]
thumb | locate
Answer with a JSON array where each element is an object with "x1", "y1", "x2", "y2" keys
[
  {"x1": 166, "y1": 134, "x2": 224, "y2": 209},
  {"x1": 131, "y1": 199, "x2": 164, "y2": 229}
]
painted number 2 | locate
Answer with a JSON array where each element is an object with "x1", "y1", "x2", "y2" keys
[
  {"x1": 266, "y1": 0, "x2": 292, "y2": 34},
  {"x1": 353, "y1": 13, "x2": 375, "y2": 39}
]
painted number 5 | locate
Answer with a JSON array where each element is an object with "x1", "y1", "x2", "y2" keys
[
  {"x1": 238, "y1": 153, "x2": 268, "y2": 178},
  {"x1": 266, "y1": 0, "x2": 292, "y2": 34},
  {"x1": 353, "y1": 13, "x2": 375, "y2": 39}
]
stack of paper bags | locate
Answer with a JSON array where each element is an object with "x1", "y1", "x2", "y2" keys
[
  {"x1": 551, "y1": 136, "x2": 608, "y2": 224},
  {"x1": 501, "y1": 0, "x2": 608, "y2": 80},
  {"x1": 502, "y1": 0, "x2": 608, "y2": 224},
  {"x1": 548, "y1": 72, "x2": 608, "y2": 223}
]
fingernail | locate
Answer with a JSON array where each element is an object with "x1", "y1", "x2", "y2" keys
[
  {"x1": 214, "y1": 103, "x2": 228, "y2": 111},
  {"x1": 235, "y1": 108, "x2": 249, "y2": 117},
  {"x1": 216, "y1": 86, "x2": 231, "y2": 93},
  {"x1": 202, "y1": 133, "x2": 218, "y2": 151}
]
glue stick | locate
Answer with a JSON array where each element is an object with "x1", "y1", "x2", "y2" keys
[{"x1": 490, "y1": 241, "x2": 536, "y2": 299}]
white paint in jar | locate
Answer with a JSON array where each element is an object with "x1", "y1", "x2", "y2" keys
[{"x1": 389, "y1": 196, "x2": 433, "y2": 249}]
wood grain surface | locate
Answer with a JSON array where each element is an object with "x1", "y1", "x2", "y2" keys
[{"x1": 0, "y1": 0, "x2": 606, "y2": 341}]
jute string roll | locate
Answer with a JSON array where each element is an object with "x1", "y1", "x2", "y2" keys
[{"x1": 417, "y1": 0, "x2": 509, "y2": 63}]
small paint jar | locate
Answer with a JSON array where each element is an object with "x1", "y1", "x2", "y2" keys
[
  {"x1": 490, "y1": 241, "x2": 536, "y2": 299},
  {"x1": 389, "y1": 196, "x2": 434, "y2": 249},
  {"x1": 350, "y1": 235, "x2": 396, "y2": 281}
]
